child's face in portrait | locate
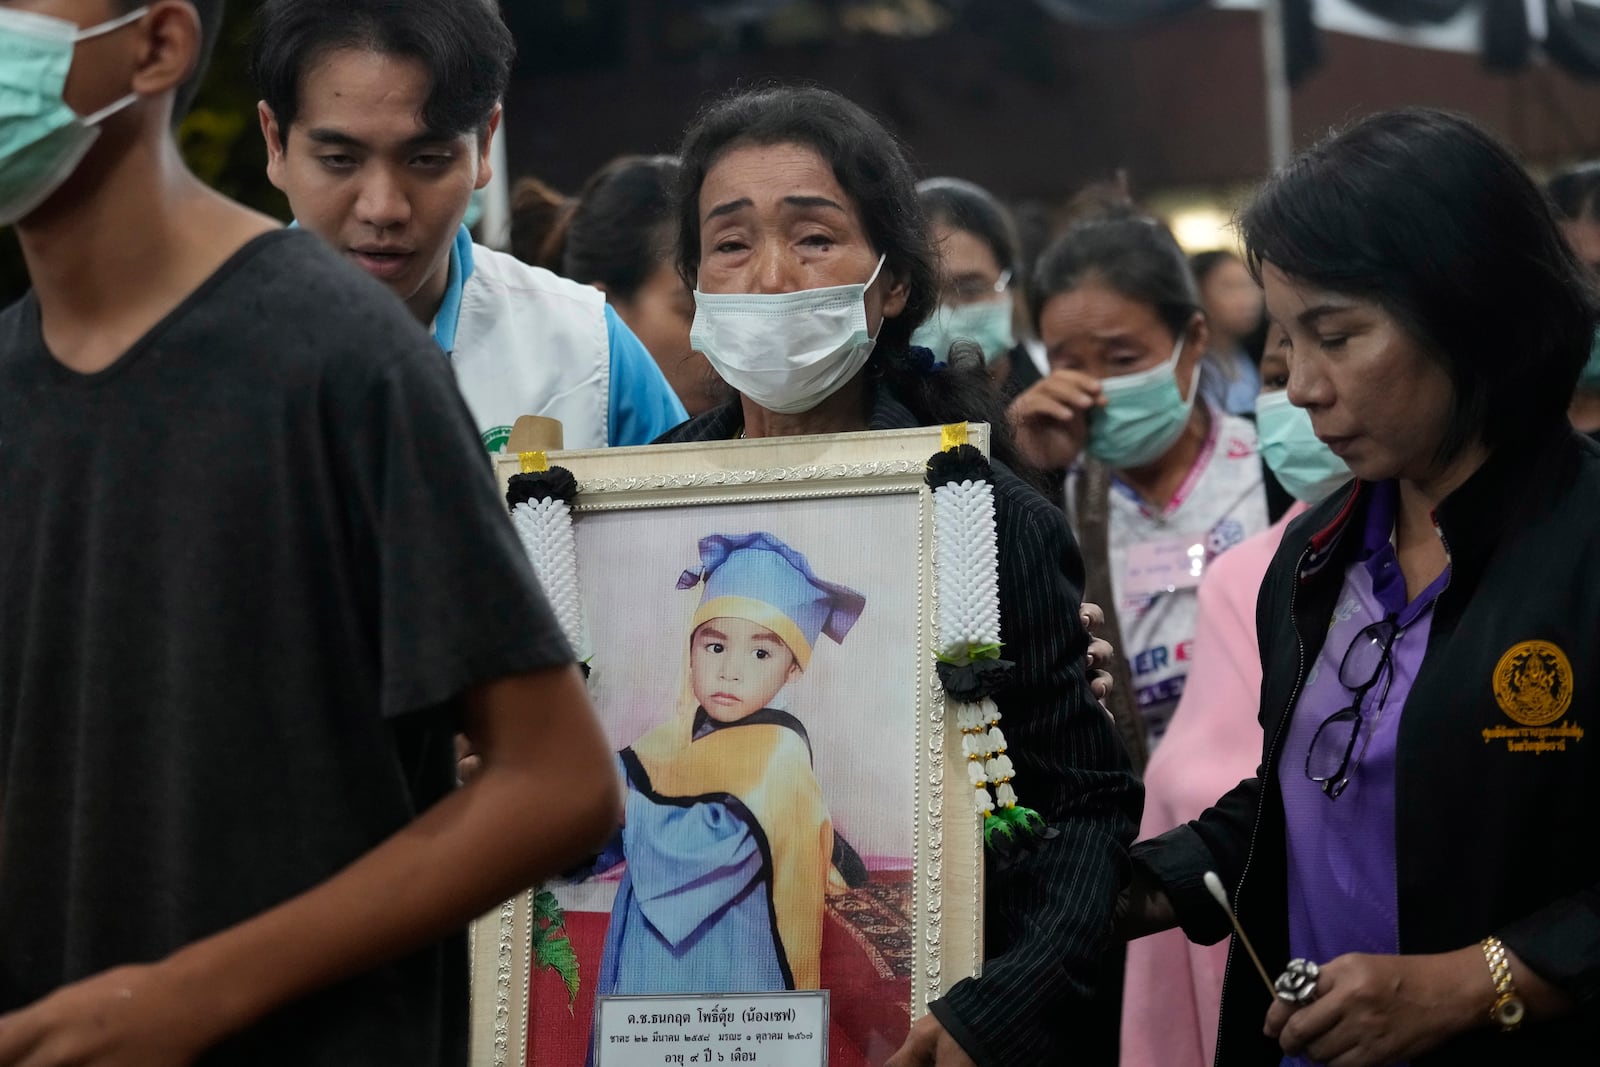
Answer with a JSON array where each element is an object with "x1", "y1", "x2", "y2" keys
[{"x1": 690, "y1": 617, "x2": 802, "y2": 723}]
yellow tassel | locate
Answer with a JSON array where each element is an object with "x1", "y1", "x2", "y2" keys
[
  {"x1": 520, "y1": 450, "x2": 549, "y2": 473},
  {"x1": 940, "y1": 423, "x2": 969, "y2": 452}
]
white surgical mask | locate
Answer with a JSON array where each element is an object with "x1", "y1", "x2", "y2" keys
[
  {"x1": 690, "y1": 255, "x2": 886, "y2": 415},
  {"x1": 0, "y1": 7, "x2": 147, "y2": 226}
]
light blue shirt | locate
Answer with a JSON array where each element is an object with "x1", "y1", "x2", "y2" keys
[
  {"x1": 430, "y1": 225, "x2": 686, "y2": 446},
  {"x1": 602, "y1": 303, "x2": 688, "y2": 446}
]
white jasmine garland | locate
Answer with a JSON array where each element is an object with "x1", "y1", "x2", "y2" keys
[
  {"x1": 974, "y1": 787, "x2": 994, "y2": 817},
  {"x1": 933, "y1": 480, "x2": 1002, "y2": 652},
  {"x1": 511, "y1": 497, "x2": 590, "y2": 658},
  {"x1": 932, "y1": 464, "x2": 1041, "y2": 842},
  {"x1": 956, "y1": 703, "x2": 989, "y2": 733},
  {"x1": 506, "y1": 474, "x2": 590, "y2": 1003}
]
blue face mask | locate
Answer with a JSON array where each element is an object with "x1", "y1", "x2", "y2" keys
[
  {"x1": 1578, "y1": 328, "x2": 1600, "y2": 392},
  {"x1": 0, "y1": 6, "x2": 147, "y2": 225},
  {"x1": 1086, "y1": 338, "x2": 1197, "y2": 468},
  {"x1": 910, "y1": 299, "x2": 1016, "y2": 364},
  {"x1": 1255, "y1": 389, "x2": 1353, "y2": 504}
]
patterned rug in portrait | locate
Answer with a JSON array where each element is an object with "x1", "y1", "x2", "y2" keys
[{"x1": 827, "y1": 871, "x2": 914, "y2": 981}]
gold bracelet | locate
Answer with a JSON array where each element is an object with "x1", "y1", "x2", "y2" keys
[{"x1": 1480, "y1": 936, "x2": 1525, "y2": 1033}]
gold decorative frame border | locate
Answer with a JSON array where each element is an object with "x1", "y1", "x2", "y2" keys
[{"x1": 469, "y1": 425, "x2": 989, "y2": 1066}]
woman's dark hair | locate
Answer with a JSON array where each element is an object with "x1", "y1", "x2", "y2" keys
[
  {"x1": 1240, "y1": 107, "x2": 1599, "y2": 461},
  {"x1": 1029, "y1": 210, "x2": 1202, "y2": 340},
  {"x1": 508, "y1": 176, "x2": 573, "y2": 270},
  {"x1": 1189, "y1": 249, "x2": 1242, "y2": 287},
  {"x1": 1547, "y1": 161, "x2": 1600, "y2": 223},
  {"x1": 917, "y1": 177, "x2": 1020, "y2": 281},
  {"x1": 674, "y1": 86, "x2": 1034, "y2": 481},
  {"x1": 555, "y1": 156, "x2": 682, "y2": 301},
  {"x1": 252, "y1": 0, "x2": 514, "y2": 137}
]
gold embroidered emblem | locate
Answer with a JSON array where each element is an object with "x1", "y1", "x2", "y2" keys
[{"x1": 1492, "y1": 641, "x2": 1573, "y2": 727}]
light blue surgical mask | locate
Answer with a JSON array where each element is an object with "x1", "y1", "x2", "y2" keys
[
  {"x1": 911, "y1": 298, "x2": 1016, "y2": 364},
  {"x1": 1578, "y1": 328, "x2": 1600, "y2": 392},
  {"x1": 1255, "y1": 389, "x2": 1353, "y2": 504},
  {"x1": 0, "y1": 6, "x2": 147, "y2": 226},
  {"x1": 1086, "y1": 338, "x2": 1197, "y2": 468}
]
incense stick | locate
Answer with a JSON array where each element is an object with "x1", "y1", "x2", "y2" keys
[{"x1": 1203, "y1": 870, "x2": 1278, "y2": 999}]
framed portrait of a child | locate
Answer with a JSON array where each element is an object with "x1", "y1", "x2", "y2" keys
[{"x1": 470, "y1": 427, "x2": 989, "y2": 1067}]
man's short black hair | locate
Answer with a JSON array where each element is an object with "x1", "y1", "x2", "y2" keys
[
  {"x1": 251, "y1": 0, "x2": 514, "y2": 137},
  {"x1": 116, "y1": 0, "x2": 224, "y2": 120},
  {"x1": 1240, "y1": 107, "x2": 1600, "y2": 462}
]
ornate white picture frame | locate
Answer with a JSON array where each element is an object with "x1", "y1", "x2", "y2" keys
[{"x1": 470, "y1": 426, "x2": 990, "y2": 1067}]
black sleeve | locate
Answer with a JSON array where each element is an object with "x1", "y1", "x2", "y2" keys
[
  {"x1": 1129, "y1": 783, "x2": 1259, "y2": 948},
  {"x1": 1498, "y1": 885, "x2": 1600, "y2": 1009},
  {"x1": 334, "y1": 346, "x2": 575, "y2": 719},
  {"x1": 930, "y1": 468, "x2": 1142, "y2": 1065}
]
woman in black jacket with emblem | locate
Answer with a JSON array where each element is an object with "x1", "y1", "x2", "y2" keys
[{"x1": 1123, "y1": 108, "x2": 1600, "y2": 1066}]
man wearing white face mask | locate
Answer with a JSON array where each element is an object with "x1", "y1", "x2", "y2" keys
[
  {"x1": 1018, "y1": 213, "x2": 1273, "y2": 764},
  {"x1": 0, "y1": 3, "x2": 617, "y2": 1065}
]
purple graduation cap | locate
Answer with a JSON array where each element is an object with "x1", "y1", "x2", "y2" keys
[{"x1": 677, "y1": 532, "x2": 866, "y2": 669}]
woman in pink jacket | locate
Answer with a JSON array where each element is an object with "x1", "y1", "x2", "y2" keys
[{"x1": 1121, "y1": 333, "x2": 1354, "y2": 1067}]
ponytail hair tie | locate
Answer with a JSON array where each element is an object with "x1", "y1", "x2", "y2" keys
[{"x1": 905, "y1": 345, "x2": 947, "y2": 374}]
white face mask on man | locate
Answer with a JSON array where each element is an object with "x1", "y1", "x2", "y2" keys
[{"x1": 689, "y1": 255, "x2": 886, "y2": 415}]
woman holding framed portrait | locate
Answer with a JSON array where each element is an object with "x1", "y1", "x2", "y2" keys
[{"x1": 653, "y1": 85, "x2": 1142, "y2": 1067}]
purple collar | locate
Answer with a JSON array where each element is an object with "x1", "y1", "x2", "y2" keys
[{"x1": 1358, "y1": 480, "x2": 1449, "y2": 625}]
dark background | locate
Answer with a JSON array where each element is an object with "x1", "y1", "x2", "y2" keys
[{"x1": 4, "y1": 0, "x2": 1598, "y2": 303}]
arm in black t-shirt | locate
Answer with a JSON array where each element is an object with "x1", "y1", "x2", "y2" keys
[
  {"x1": 0, "y1": 669, "x2": 621, "y2": 1064},
  {"x1": 0, "y1": 233, "x2": 622, "y2": 1066}
]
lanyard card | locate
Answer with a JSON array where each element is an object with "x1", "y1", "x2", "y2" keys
[{"x1": 1122, "y1": 536, "x2": 1206, "y2": 601}]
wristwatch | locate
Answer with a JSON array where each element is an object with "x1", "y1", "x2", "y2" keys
[{"x1": 1480, "y1": 936, "x2": 1525, "y2": 1033}]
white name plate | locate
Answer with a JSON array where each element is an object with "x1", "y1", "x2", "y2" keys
[{"x1": 594, "y1": 991, "x2": 829, "y2": 1067}]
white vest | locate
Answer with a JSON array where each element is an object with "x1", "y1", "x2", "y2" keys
[{"x1": 449, "y1": 243, "x2": 611, "y2": 453}]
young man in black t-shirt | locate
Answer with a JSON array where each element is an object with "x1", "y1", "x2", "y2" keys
[{"x1": 0, "y1": 3, "x2": 618, "y2": 1065}]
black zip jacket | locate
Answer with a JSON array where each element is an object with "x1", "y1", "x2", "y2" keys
[{"x1": 1133, "y1": 425, "x2": 1600, "y2": 1065}]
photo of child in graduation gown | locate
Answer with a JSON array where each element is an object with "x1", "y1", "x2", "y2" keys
[
  {"x1": 593, "y1": 531, "x2": 868, "y2": 997},
  {"x1": 525, "y1": 503, "x2": 921, "y2": 1067}
]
